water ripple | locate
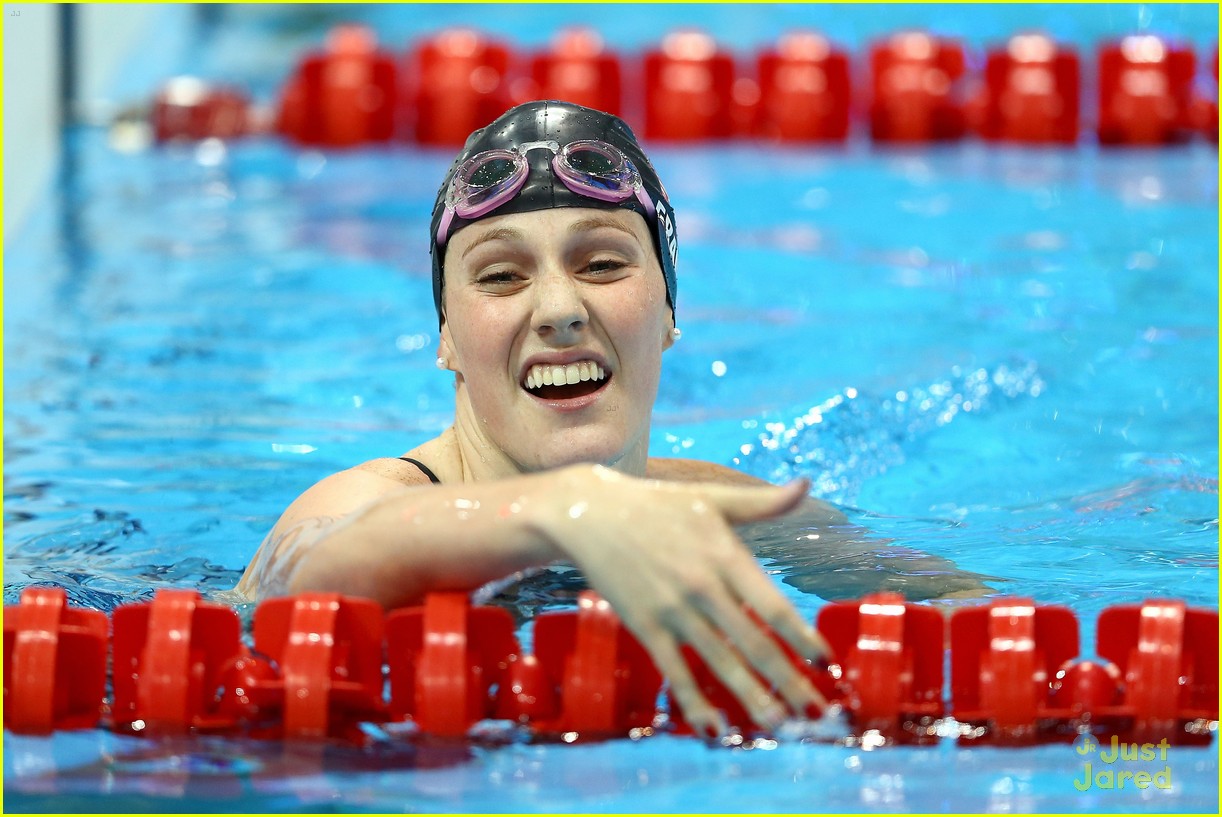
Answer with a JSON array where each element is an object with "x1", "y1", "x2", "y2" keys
[{"x1": 732, "y1": 360, "x2": 1045, "y2": 505}]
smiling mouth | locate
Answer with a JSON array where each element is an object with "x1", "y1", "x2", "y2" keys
[{"x1": 523, "y1": 361, "x2": 610, "y2": 400}]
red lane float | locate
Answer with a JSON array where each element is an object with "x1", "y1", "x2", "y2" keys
[
  {"x1": 111, "y1": 588, "x2": 244, "y2": 734},
  {"x1": 142, "y1": 24, "x2": 1218, "y2": 149},
  {"x1": 386, "y1": 590, "x2": 517, "y2": 736},
  {"x1": 950, "y1": 598, "x2": 1079, "y2": 743},
  {"x1": 644, "y1": 30, "x2": 736, "y2": 140},
  {"x1": 276, "y1": 24, "x2": 399, "y2": 147},
  {"x1": 389, "y1": 590, "x2": 659, "y2": 738},
  {"x1": 404, "y1": 28, "x2": 515, "y2": 146},
  {"x1": 152, "y1": 78, "x2": 252, "y2": 143},
  {"x1": 252, "y1": 593, "x2": 387, "y2": 739},
  {"x1": 4, "y1": 588, "x2": 1218, "y2": 745},
  {"x1": 819, "y1": 592, "x2": 944, "y2": 740},
  {"x1": 518, "y1": 28, "x2": 623, "y2": 116},
  {"x1": 530, "y1": 591, "x2": 662, "y2": 737},
  {"x1": 1097, "y1": 35, "x2": 1196, "y2": 145},
  {"x1": 754, "y1": 32, "x2": 852, "y2": 142},
  {"x1": 869, "y1": 31, "x2": 968, "y2": 142},
  {"x1": 2, "y1": 587, "x2": 107, "y2": 734},
  {"x1": 972, "y1": 33, "x2": 1080, "y2": 144},
  {"x1": 1096, "y1": 599, "x2": 1218, "y2": 744}
]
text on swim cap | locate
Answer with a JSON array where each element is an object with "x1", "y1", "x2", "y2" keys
[{"x1": 656, "y1": 200, "x2": 678, "y2": 268}]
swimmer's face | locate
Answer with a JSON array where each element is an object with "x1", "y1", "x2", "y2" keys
[{"x1": 438, "y1": 207, "x2": 674, "y2": 472}]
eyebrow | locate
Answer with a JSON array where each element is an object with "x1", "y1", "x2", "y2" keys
[
  {"x1": 460, "y1": 227, "x2": 526, "y2": 260},
  {"x1": 567, "y1": 215, "x2": 639, "y2": 239},
  {"x1": 458, "y1": 214, "x2": 640, "y2": 261}
]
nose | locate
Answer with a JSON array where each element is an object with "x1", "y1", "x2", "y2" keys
[{"x1": 531, "y1": 270, "x2": 589, "y2": 343}]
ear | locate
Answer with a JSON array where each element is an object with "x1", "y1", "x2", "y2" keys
[
  {"x1": 437, "y1": 321, "x2": 456, "y2": 371},
  {"x1": 662, "y1": 315, "x2": 676, "y2": 351}
]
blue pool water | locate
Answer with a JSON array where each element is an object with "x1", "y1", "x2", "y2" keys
[{"x1": 4, "y1": 3, "x2": 1219, "y2": 813}]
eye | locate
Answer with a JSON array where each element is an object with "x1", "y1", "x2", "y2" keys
[
  {"x1": 585, "y1": 258, "x2": 629, "y2": 275},
  {"x1": 475, "y1": 269, "x2": 520, "y2": 285}
]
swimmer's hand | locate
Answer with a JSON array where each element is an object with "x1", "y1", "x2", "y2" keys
[
  {"x1": 239, "y1": 462, "x2": 826, "y2": 739},
  {"x1": 533, "y1": 465, "x2": 827, "y2": 738}
]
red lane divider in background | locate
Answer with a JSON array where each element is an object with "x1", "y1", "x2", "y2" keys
[
  {"x1": 643, "y1": 30, "x2": 737, "y2": 140},
  {"x1": 141, "y1": 25, "x2": 1218, "y2": 148},
  {"x1": 869, "y1": 31, "x2": 969, "y2": 142},
  {"x1": 405, "y1": 27, "x2": 515, "y2": 147},
  {"x1": 754, "y1": 31, "x2": 852, "y2": 142},
  {"x1": 152, "y1": 78, "x2": 252, "y2": 143},
  {"x1": 1098, "y1": 35, "x2": 1197, "y2": 145},
  {"x1": 1190, "y1": 46, "x2": 1219, "y2": 140},
  {"x1": 4, "y1": 588, "x2": 1218, "y2": 745},
  {"x1": 972, "y1": 33, "x2": 1080, "y2": 144},
  {"x1": 276, "y1": 24, "x2": 399, "y2": 148},
  {"x1": 518, "y1": 28, "x2": 624, "y2": 117}
]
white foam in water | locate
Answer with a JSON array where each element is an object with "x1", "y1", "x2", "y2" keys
[{"x1": 733, "y1": 361, "x2": 1045, "y2": 505}]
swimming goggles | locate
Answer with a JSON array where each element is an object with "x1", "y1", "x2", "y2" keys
[{"x1": 434, "y1": 139, "x2": 657, "y2": 247}]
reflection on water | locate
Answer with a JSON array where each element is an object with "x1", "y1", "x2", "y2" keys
[{"x1": 5, "y1": 729, "x2": 1218, "y2": 813}]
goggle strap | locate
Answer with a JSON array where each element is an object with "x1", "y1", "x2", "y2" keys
[
  {"x1": 633, "y1": 185, "x2": 655, "y2": 217},
  {"x1": 436, "y1": 207, "x2": 456, "y2": 248}
]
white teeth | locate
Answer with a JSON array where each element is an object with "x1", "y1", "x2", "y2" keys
[{"x1": 523, "y1": 360, "x2": 608, "y2": 391}]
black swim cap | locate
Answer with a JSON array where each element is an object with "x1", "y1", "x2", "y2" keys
[{"x1": 429, "y1": 100, "x2": 677, "y2": 326}]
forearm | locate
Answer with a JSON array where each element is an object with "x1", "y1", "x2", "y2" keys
[
  {"x1": 240, "y1": 471, "x2": 570, "y2": 608},
  {"x1": 738, "y1": 500, "x2": 996, "y2": 601}
]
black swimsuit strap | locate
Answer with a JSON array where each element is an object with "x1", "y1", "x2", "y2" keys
[{"x1": 398, "y1": 456, "x2": 442, "y2": 485}]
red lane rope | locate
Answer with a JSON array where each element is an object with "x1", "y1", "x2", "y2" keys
[
  {"x1": 4, "y1": 586, "x2": 1217, "y2": 745},
  {"x1": 148, "y1": 26, "x2": 1218, "y2": 147}
]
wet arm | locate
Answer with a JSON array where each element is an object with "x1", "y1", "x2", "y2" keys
[
  {"x1": 737, "y1": 499, "x2": 997, "y2": 601},
  {"x1": 234, "y1": 468, "x2": 559, "y2": 607},
  {"x1": 234, "y1": 464, "x2": 831, "y2": 735}
]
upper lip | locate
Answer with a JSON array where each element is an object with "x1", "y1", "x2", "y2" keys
[{"x1": 518, "y1": 350, "x2": 612, "y2": 384}]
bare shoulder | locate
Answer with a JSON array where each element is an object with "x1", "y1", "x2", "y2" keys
[
  {"x1": 645, "y1": 457, "x2": 771, "y2": 486},
  {"x1": 353, "y1": 456, "x2": 438, "y2": 486},
  {"x1": 277, "y1": 459, "x2": 431, "y2": 528},
  {"x1": 235, "y1": 461, "x2": 428, "y2": 600}
]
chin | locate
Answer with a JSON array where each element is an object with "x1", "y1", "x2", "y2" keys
[{"x1": 519, "y1": 429, "x2": 637, "y2": 472}]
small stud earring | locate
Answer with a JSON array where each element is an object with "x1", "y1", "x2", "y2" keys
[
  {"x1": 435, "y1": 356, "x2": 448, "y2": 370},
  {"x1": 671, "y1": 327, "x2": 682, "y2": 341}
]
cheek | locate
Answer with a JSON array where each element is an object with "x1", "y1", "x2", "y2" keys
[
  {"x1": 603, "y1": 307, "x2": 669, "y2": 374},
  {"x1": 448, "y1": 298, "x2": 515, "y2": 368}
]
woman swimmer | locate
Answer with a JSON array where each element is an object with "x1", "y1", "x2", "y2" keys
[{"x1": 235, "y1": 100, "x2": 990, "y2": 737}]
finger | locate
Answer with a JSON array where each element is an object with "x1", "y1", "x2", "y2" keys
[
  {"x1": 728, "y1": 554, "x2": 830, "y2": 667},
  {"x1": 699, "y1": 478, "x2": 810, "y2": 526},
  {"x1": 677, "y1": 614, "x2": 790, "y2": 732},
  {"x1": 639, "y1": 634, "x2": 729, "y2": 739},
  {"x1": 695, "y1": 589, "x2": 827, "y2": 716}
]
